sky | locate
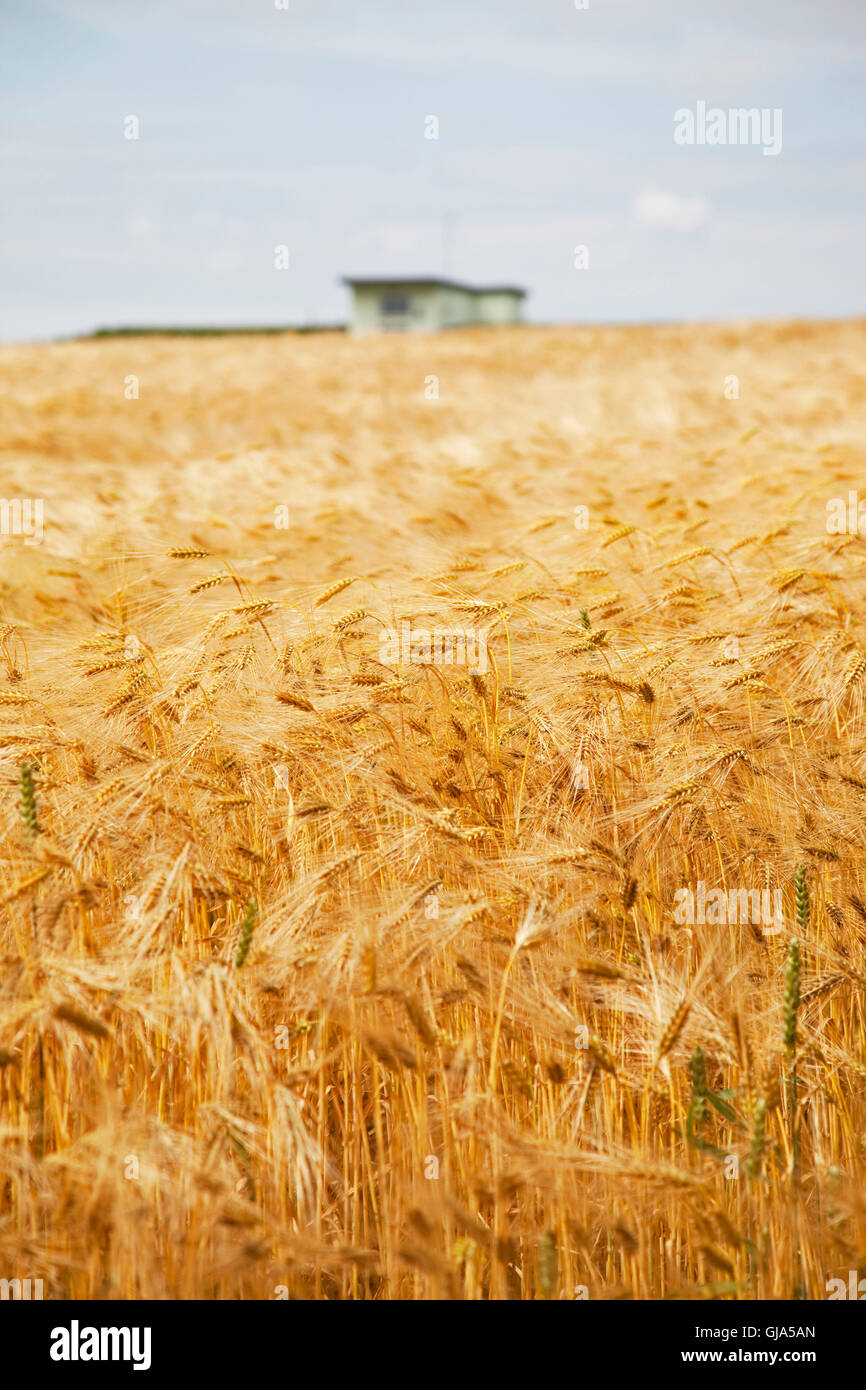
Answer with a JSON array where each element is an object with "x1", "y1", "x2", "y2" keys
[{"x1": 1, "y1": 0, "x2": 865, "y2": 339}]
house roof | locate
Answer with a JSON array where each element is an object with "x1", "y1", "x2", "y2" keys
[{"x1": 342, "y1": 276, "x2": 526, "y2": 297}]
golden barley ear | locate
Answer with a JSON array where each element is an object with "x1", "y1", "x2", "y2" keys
[
  {"x1": 314, "y1": 576, "x2": 358, "y2": 607},
  {"x1": 333, "y1": 608, "x2": 367, "y2": 632},
  {"x1": 587, "y1": 1034, "x2": 617, "y2": 1074},
  {"x1": 275, "y1": 690, "x2": 315, "y2": 711},
  {"x1": 622, "y1": 876, "x2": 638, "y2": 912},
  {"x1": 656, "y1": 996, "x2": 691, "y2": 1063},
  {"x1": 53, "y1": 1002, "x2": 110, "y2": 1039},
  {"x1": 189, "y1": 573, "x2": 228, "y2": 593}
]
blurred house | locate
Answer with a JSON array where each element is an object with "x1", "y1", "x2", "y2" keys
[{"x1": 342, "y1": 277, "x2": 526, "y2": 333}]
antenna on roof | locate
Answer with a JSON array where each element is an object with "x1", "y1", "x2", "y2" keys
[{"x1": 441, "y1": 212, "x2": 456, "y2": 277}]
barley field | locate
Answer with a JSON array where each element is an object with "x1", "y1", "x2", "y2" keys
[{"x1": 1, "y1": 318, "x2": 866, "y2": 1301}]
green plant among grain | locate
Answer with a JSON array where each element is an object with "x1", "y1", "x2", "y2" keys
[
  {"x1": 234, "y1": 899, "x2": 257, "y2": 969},
  {"x1": 746, "y1": 1098, "x2": 767, "y2": 1180},
  {"x1": 784, "y1": 933, "x2": 802, "y2": 1183},
  {"x1": 538, "y1": 1230, "x2": 557, "y2": 1300},
  {"x1": 18, "y1": 762, "x2": 40, "y2": 840},
  {"x1": 784, "y1": 936, "x2": 802, "y2": 1057}
]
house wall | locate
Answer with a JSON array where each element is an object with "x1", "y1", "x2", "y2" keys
[
  {"x1": 435, "y1": 287, "x2": 477, "y2": 328},
  {"x1": 474, "y1": 291, "x2": 524, "y2": 325},
  {"x1": 350, "y1": 284, "x2": 440, "y2": 334},
  {"x1": 349, "y1": 284, "x2": 526, "y2": 333}
]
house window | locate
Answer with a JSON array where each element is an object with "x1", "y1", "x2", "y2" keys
[{"x1": 381, "y1": 293, "x2": 410, "y2": 316}]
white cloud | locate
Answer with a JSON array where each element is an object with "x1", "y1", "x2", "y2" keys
[
  {"x1": 631, "y1": 189, "x2": 709, "y2": 232},
  {"x1": 127, "y1": 215, "x2": 157, "y2": 241}
]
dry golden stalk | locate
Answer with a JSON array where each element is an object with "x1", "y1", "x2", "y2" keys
[
  {"x1": 360, "y1": 942, "x2": 377, "y2": 994},
  {"x1": 363, "y1": 1032, "x2": 417, "y2": 1071},
  {"x1": 1, "y1": 866, "x2": 53, "y2": 904},
  {"x1": 699, "y1": 1243, "x2": 737, "y2": 1276}
]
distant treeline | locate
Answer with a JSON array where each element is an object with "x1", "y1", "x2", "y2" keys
[{"x1": 82, "y1": 324, "x2": 348, "y2": 339}]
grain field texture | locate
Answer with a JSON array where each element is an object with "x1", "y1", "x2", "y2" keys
[{"x1": 1, "y1": 319, "x2": 866, "y2": 1300}]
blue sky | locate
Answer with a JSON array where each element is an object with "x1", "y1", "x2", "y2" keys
[{"x1": 1, "y1": 0, "x2": 865, "y2": 339}]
